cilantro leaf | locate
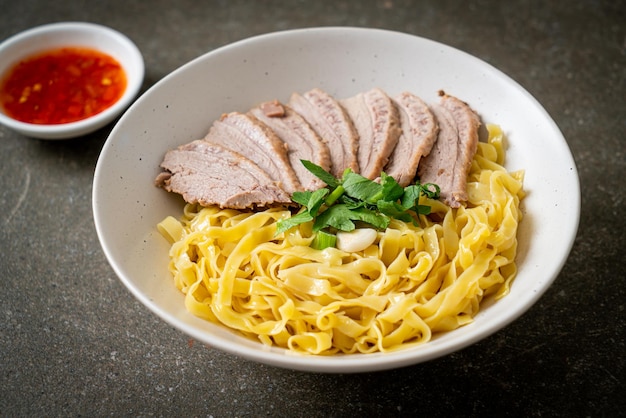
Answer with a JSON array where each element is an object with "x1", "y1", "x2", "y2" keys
[
  {"x1": 313, "y1": 204, "x2": 389, "y2": 232},
  {"x1": 275, "y1": 210, "x2": 314, "y2": 235},
  {"x1": 291, "y1": 190, "x2": 313, "y2": 207},
  {"x1": 376, "y1": 200, "x2": 416, "y2": 224},
  {"x1": 400, "y1": 185, "x2": 422, "y2": 209},
  {"x1": 378, "y1": 173, "x2": 404, "y2": 202},
  {"x1": 301, "y1": 188, "x2": 329, "y2": 215},
  {"x1": 342, "y1": 171, "x2": 382, "y2": 202},
  {"x1": 301, "y1": 160, "x2": 339, "y2": 188},
  {"x1": 422, "y1": 183, "x2": 441, "y2": 199}
]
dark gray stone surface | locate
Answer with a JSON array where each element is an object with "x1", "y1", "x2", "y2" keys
[{"x1": 1, "y1": 1, "x2": 624, "y2": 416}]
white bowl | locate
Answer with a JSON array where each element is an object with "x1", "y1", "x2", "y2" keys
[
  {"x1": 0, "y1": 22, "x2": 144, "y2": 139},
  {"x1": 93, "y1": 27, "x2": 580, "y2": 373}
]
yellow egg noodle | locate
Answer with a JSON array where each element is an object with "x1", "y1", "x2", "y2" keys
[{"x1": 157, "y1": 124, "x2": 525, "y2": 355}]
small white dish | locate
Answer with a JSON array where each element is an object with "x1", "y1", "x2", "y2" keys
[
  {"x1": 93, "y1": 27, "x2": 580, "y2": 373},
  {"x1": 0, "y1": 22, "x2": 144, "y2": 139}
]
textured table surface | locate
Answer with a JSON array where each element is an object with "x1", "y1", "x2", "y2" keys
[{"x1": 1, "y1": 1, "x2": 624, "y2": 416}]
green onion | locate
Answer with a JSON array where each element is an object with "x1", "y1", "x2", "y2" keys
[{"x1": 310, "y1": 230, "x2": 337, "y2": 250}]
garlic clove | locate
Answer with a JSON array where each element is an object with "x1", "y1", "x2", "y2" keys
[{"x1": 336, "y1": 228, "x2": 378, "y2": 253}]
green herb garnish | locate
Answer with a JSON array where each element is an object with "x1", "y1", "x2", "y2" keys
[
  {"x1": 276, "y1": 161, "x2": 440, "y2": 243},
  {"x1": 310, "y1": 229, "x2": 337, "y2": 250}
]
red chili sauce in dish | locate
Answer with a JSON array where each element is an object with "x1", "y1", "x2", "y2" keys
[{"x1": 0, "y1": 47, "x2": 127, "y2": 124}]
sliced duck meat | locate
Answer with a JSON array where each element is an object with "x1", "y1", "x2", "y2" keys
[
  {"x1": 204, "y1": 112, "x2": 302, "y2": 194},
  {"x1": 259, "y1": 100, "x2": 285, "y2": 117},
  {"x1": 155, "y1": 140, "x2": 292, "y2": 209},
  {"x1": 340, "y1": 88, "x2": 402, "y2": 180},
  {"x1": 384, "y1": 92, "x2": 438, "y2": 187},
  {"x1": 289, "y1": 88, "x2": 359, "y2": 177},
  {"x1": 250, "y1": 101, "x2": 332, "y2": 190},
  {"x1": 418, "y1": 91, "x2": 481, "y2": 208}
]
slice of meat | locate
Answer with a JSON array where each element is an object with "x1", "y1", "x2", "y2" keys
[
  {"x1": 340, "y1": 88, "x2": 402, "y2": 180},
  {"x1": 204, "y1": 112, "x2": 302, "y2": 194},
  {"x1": 259, "y1": 100, "x2": 285, "y2": 117},
  {"x1": 289, "y1": 88, "x2": 359, "y2": 177},
  {"x1": 384, "y1": 92, "x2": 438, "y2": 187},
  {"x1": 250, "y1": 101, "x2": 332, "y2": 190},
  {"x1": 155, "y1": 140, "x2": 292, "y2": 209},
  {"x1": 417, "y1": 91, "x2": 481, "y2": 207}
]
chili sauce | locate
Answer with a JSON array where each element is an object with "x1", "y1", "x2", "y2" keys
[{"x1": 0, "y1": 47, "x2": 127, "y2": 124}]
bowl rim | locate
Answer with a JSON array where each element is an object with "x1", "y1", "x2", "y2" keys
[
  {"x1": 0, "y1": 21, "x2": 144, "y2": 139},
  {"x1": 93, "y1": 26, "x2": 581, "y2": 373}
]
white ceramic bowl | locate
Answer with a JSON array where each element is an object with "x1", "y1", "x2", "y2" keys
[
  {"x1": 0, "y1": 22, "x2": 144, "y2": 139},
  {"x1": 93, "y1": 27, "x2": 580, "y2": 373}
]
